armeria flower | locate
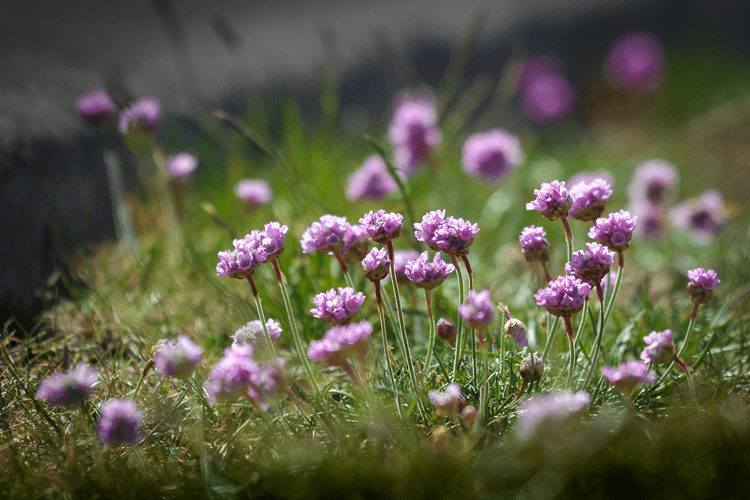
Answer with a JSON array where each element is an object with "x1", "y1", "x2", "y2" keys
[
  {"x1": 569, "y1": 179, "x2": 613, "y2": 222},
  {"x1": 414, "y1": 209, "x2": 447, "y2": 252},
  {"x1": 568, "y1": 170, "x2": 615, "y2": 191},
  {"x1": 670, "y1": 190, "x2": 727, "y2": 245},
  {"x1": 526, "y1": 181, "x2": 572, "y2": 221},
  {"x1": 459, "y1": 289, "x2": 495, "y2": 330},
  {"x1": 565, "y1": 242, "x2": 616, "y2": 287},
  {"x1": 152, "y1": 335, "x2": 203, "y2": 378},
  {"x1": 461, "y1": 129, "x2": 525, "y2": 183},
  {"x1": 686, "y1": 268, "x2": 720, "y2": 305},
  {"x1": 308, "y1": 321, "x2": 373, "y2": 367},
  {"x1": 360, "y1": 210, "x2": 404, "y2": 244},
  {"x1": 203, "y1": 344, "x2": 258, "y2": 405},
  {"x1": 166, "y1": 152, "x2": 198, "y2": 178},
  {"x1": 519, "y1": 72, "x2": 576, "y2": 123},
  {"x1": 519, "y1": 354, "x2": 544, "y2": 383},
  {"x1": 432, "y1": 216, "x2": 480, "y2": 257},
  {"x1": 428, "y1": 383, "x2": 466, "y2": 417},
  {"x1": 404, "y1": 251, "x2": 455, "y2": 290},
  {"x1": 534, "y1": 275, "x2": 591, "y2": 318},
  {"x1": 627, "y1": 159, "x2": 679, "y2": 206},
  {"x1": 235, "y1": 179, "x2": 272, "y2": 206},
  {"x1": 641, "y1": 330, "x2": 676, "y2": 365},
  {"x1": 388, "y1": 90, "x2": 441, "y2": 175},
  {"x1": 310, "y1": 287, "x2": 366, "y2": 326},
  {"x1": 216, "y1": 234, "x2": 263, "y2": 279},
  {"x1": 436, "y1": 318, "x2": 457, "y2": 346},
  {"x1": 388, "y1": 249, "x2": 420, "y2": 283},
  {"x1": 602, "y1": 360, "x2": 656, "y2": 397},
  {"x1": 76, "y1": 88, "x2": 116, "y2": 127},
  {"x1": 118, "y1": 97, "x2": 160, "y2": 135},
  {"x1": 515, "y1": 390, "x2": 591, "y2": 441},
  {"x1": 362, "y1": 247, "x2": 391, "y2": 282},
  {"x1": 346, "y1": 155, "x2": 399, "y2": 201},
  {"x1": 337, "y1": 225, "x2": 370, "y2": 264},
  {"x1": 301, "y1": 215, "x2": 351, "y2": 255},
  {"x1": 247, "y1": 358, "x2": 286, "y2": 409},
  {"x1": 257, "y1": 222, "x2": 288, "y2": 262},
  {"x1": 36, "y1": 364, "x2": 98, "y2": 407},
  {"x1": 588, "y1": 210, "x2": 638, "y2": 253},
  {"x1": 519, "y1": 226, "x2": 550, "y2": 263},
  {"x1": 603, "y1": 32, "x2": 665, "y2": 95},
  {"x1": 630, "y1": 202, "x2": 668, "y2": 240},
  {"x1": 232, "y1": 319, "x2": 283, "y2": 348},
  {"x1": 504, "y1": 318, "x2": 529, "y2": 348},
  {"x1": 97, "y1": 398, "x2": 143, "y2": 445}
]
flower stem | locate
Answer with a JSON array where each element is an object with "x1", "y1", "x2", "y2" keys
[
  {"x1": 146, "y1": 138, "x2": 182, "y2": 266},
  {"x1": 583, "y1": 288, "x2": 606, "y2": 390},
  {"x1": 247, "y1": 276, "x2": 279, "y2": 360},
  {"x1": 423, "y1": 290, "x2": 437, "y2": 376},
  {"x1": 450, "y1": 255, "x2": 466, "y2": 382},
  {"x1": 676, "y1": 356, "x2": 699, "y2": 411},
  {"x1": 387, "y1": 242, "x2": 418, "y2": 391},
  {"x1": 561, "y1": 217, "x2": 573, "y2": 262},
  {"x1": 461, "y1": 255, "x2": 474, "y2": 291},
  {"x1": 542, "y1": 315, "x2": 561, "y2": 361},
  {"x1": 602, "y1": 264, "x2": 624, "y2": 328},
  {"x1": 471, "y1": 344, "x2": 489, "y2": 439},
  {"x1": 564, "y1": 316, "x2": 575, "y2": 390}
]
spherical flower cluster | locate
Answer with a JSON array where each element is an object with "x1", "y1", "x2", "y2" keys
[
  {"x1": 641, "y1": 330, "x2": 676, "y2": 365},
  {"x1": 36, "y1": 364, "x2": 98, "y2": 407},
  {"x1": 301, "y1": 215, "x2": 351, "y2": 255},
  {"x1": 588, "y1": 210, "x2": 638, "y2": 252},
  {"x1": 461, "y1": 129, "x2": 525, "y2": 183},
  {"x1": 519, "y1": 226, "x2": 550, "y2": 263},
  {"x1": 429, "y1": 383, "x2": 466, "y2": 417},
  {"x1": 526, "y1": 181, "x2": 572, "y2": 221},
  {"x1": 362, "y1": 247, "x2": 391, "y2": 282},
  {"x1": 602, "y1": 360, "x2": 656, "y2": 397},
  {"x1": 97, "y1": 398, "x2": 143, "y2": 445},
  {"x1": 388, "y1": 91, "x2": 441, "y2": 174},
  {"x1": 534, "y1": 275, "x2": 591, "y2": 318},
  {"x1": 686, "y1": 268, "x2": 720, "y2": 305},
  {"x1": 389, "y1": 249, "x2": 420, "y2": 283},
  {"x1": 203, "y1": 345, "x2": 258, "y2": 405},
  {"x1": 216, "y1": 234, "x2": 263, "y2": 279},
  {"x1": 670, "y1": 190, "x2": 727, "y2": 245},
  {"x1": 516, "y1": 56, "x2": 576, "y2": 123},
  {"x1": 152, "y1": 335, "x2": 203, "y2": 378},
  {"x1": 515, "y1": 390, "x2": 591, "y2": 441},
  {"x1": 359, "y1": 210, "x2": 404, "y2": 244},
  {"x1": 310, "y1": 287, "x2": 366, "y2": 326},
  {"x1": 415, "y1": 210, "x2": 480, "y2": 257},
  {"x1": 404, "y1": 251, "x2": 455, "y2": 290},
  {"x1": 459, "y1": 289, "x2": 495, "y2": 330},
  {"x1": 628, "y1": 160, "x2": 679, "y2": 206},
  {"x1": 519, "y1": 354, "x2": 544, "y2": 383},
  {"x1": 603, "y1": 32, "x2": 665, "y2": 95},
  {"x1": 565, "y1": 242, "x2": 616, "y2": 287},
  {"x1": 118, "y1": 97, "x2": 160, "y2": 135},
  {"x1": 76, "y1": 88, "x2": 116, "y2": 126},
  {"x1": 232, "y1": 319, "x2": 283, "y2": 348},
  {"x1": 247, "y1": 358, "x2": 286, "y2": 409},
  {"x1": 308, "y1": 321, "x2": 373, "y2": 367},
  {"x1": 167, "y1": 152, "x2": 198, "y2": 178},
  {"x1": 414, "y1": 209, "x2": 446, "y2": 252},
  {"x1": 346, "y1": 155, "x2": 399, "y2": 201},
  {"x1": 436, "y1": 318, "x2": 457, "y2": 346},
  {"x1": 256, "y1": 222, "x2": 288, "y2": 262},
  {"x1": 235, "y1": 179, "x2": 272, "y2": 206},
  {"x1": 504, "y1": 318, "x2": 529, "y2": 348},
  {"x1": 569, "y1": 179, "x2": 613, "y2": 222},
  {"x1": 337, "y1": 225, "x2": 370, "y2": 264}
]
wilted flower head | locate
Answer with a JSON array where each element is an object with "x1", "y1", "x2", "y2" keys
[
  {"x1": 534, "y1": 275, "x2": 591, "y2": 318},
  {"x1": 167, "y1": 152, "x2": 198, "y2": 178},
  {"x1": 118, "y1": 97, "x2": 160, "y2": 135},
  {"x1": 301, "y1": 215, "x2": 351, "y2": 255},
  {"x1": 36, "y1": 364, "x2": 98, "y2": 407},
  {"x1": 461, "y1": 129, "x2": 525, "y2": 182},
  {"x1": 362, "y1": 247, "x2": 391, "y2": 282},
  {"x1": 203, "y1": 344, "x2": 257, "y2": 405},
  {"x1": 686, "y1": 268, "x2": 720, "y2": 305},
  {"x1": 504, "y1": 318, "x2": 529, "y2": 348},
  {"x1": 76, "y1": 88, "x2": 116, "y2": 127},
  {"x1": 436, "y1": 318, "x2": 457, "y2": 346},
  {"x1": 519, "y1": 226, "x2": 550, "y2": 263},
  {"x1": 432, "y1": 216, "x2": 480, "y2": 256},
  {"x1": 515, "y1": 390, "x2": 591, "y2": 441},
  {"x1": 235, "y1": 179, "x2": 272, "y2": 206},
  {"x1": 602, "y1": 360, "x2": 656, "y2": 397},
  {"x1": 388, "y1": 90, "x2": 441, "y2": 174},
  {"x1": 519, "y1": 354, "x2": 544, "y2": 383},
  {"x1": 641, "y1": 330, "x2": 676, "y2": 365},
  {"x1": 346, "y1": 155, "x2": 399, "y2": 201},
  {"x1": 670, "y1": 190, "x2": 727, "y2": 244},
  {"x1": 311, "y1": 287, "x2": 366, "y2": 326},
  {"x1": 308, "y1": 321, "x2": 373, "y2": 367},
  {"x1": 360, "y1": 210, "x2": 404, "y2": 244},
  {"x1": 232, "y1": 319, "x2": 283, "y2": 348},
  {"x1": 216, "y1": 234, "x2": 263, "y2": 279},
  {"x1": 569, "y1": 179, "x2": 613, "y2": 222},
  {"x1": 152, "y1": 335, "x2": 203, "y2": 378},
  {"x1": 628, "y1": 160, "x2": 679, "y2": 206},
  {"x1": 565, "y1": 242, "x2": 616, "y2": 287},
  {"x1": 404, "y1": 251, "x2": 455, "y2": 291},
  {"x1": 459, "y1": 289, "x2": 495, "y2": 331},
  {"x1": 97, "y1": 398, "x2": 143, "y2": 445},
  {"x1": 604, "y1": 32, "x2": 665, "y2": 95},
  {"x1": 337, "y1": 225, "x2": 370, "y2": 264},
  {"x1": 588, "y1": 210, "x2": 638, "y2": 253},
  {"x1": 526, "y1": 181, "x2": 572, "y2": 221},
  {"x1": 429, "y1": 383, "x2": 466, "y2": 417}
]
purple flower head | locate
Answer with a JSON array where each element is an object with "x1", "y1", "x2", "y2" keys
[
  {"x1": 459, "y1": 289, "x2": 495, "y2": 331},
  {"x1": 461, "y1": 129, "x2": 525, "y2": 183},
  {"x1": 519, "y1": 226, "x2": 550, "y2": 263},
  {"x1": 232, "y1": 319, "x2": 283, "y2": 348},
  {"x1": 630, "y1": 202, "x2": 668, "y2": 240},
  {"x1": 520, "y1": 72, "x2": 576, "y2": 123},
  {"x1": 337, "y1": 225, "x2": 370, "y2": 264},
  {"x1": 216, "y1": 233, "x2": 263, "y2": 279},
  {"x1": 565, "y1": 242, "x2": 616, "y2": 287},
  {"x1": 308, "y1": 321, "x2": 373, "y2": 367},
  {"x1": 235, "y1": 179, "x2": 272, "y2": 206},
  {"x1": 203, "y1": 344, "x2": 258, "y2": 405},
  {"x1": 602, "y1": 360, "x2": 656, "y2": 397},
  {"x1": 436, "y1": 318, "x2": 457, "y2": 346},
  {"x1": 404, "y1": 251, "x2": 455, "y2": 291},
  {"x1": 526, "y1": 181, "x2": 572, "y2": 221},
  {"x1": 687, "y1": 268, "x2": 720, "y2": 305},
  {"x1": 588, "y1": 210, "x2": 638, "y2": 252},
  {"x1": 256, "y1": 222, "x2": 289, "y2": 262},
  {"x1": 387, "y1": 249, "x2": 420, "y2": 283},
  {"x1": 360, "y1": 210, "x2": 404, "y2": 244},
  {"x1": 429, "y1": 383, "x2": 466, "y2": 417},
  {"x1": 118, "y1": 97, "x2": 160, "y2": 135},
  {"x1": 346, "y1": 155, "x2": 400, "y2": 201},
  {"x1": 604, "y1": 32, "x2": 665, "y2": 95},
  {"x1": 534, "y1": 275, "x2": 591, "y2": 318},
  {"x1": 152, "y1": 335, "x2": 203, "y2": 378},
  {"x1": 301, "y1": 215, "x2": 351, "y2": 255},
  {"x1": 310, "y1": 287, "x2": 366, "y2": 326},
  {"x1": 76, "y1": 88, "x2": 116, "y2": 126},
  {"x1": 670, "y1": 190, "x2": 727, "y2": 245},
  {"x1": 568, "y1": 171, "x2": 615, "y2": 191},
  {"x1": 414, "y1": 209, "x2": 447, "y2": 252},
  {"x1": 569, "y1": 179, "x2": 613, "y2": 222},
  {"x1": 641, "y1": 330, "x2": 676, "y2": 365},
  {"x1": 504, "y1": 318, "x2": 529, "y2": 348},
  {"x1": 628, "y1": 160, "x2": 679, "y2": 206},
  {"x1": 432, "y1": 216, "x2": 480, "y2": 257},
  {"x1": 36, "y1": 364, "x2": 98, "y2": 407},
  {"x1": 519, "y1": 354, "x2": 544, "y2": 383},
  {"x1": 97, "y1": 398, "x2": 143, "y2": 445},
  {"x1": 166, "y1": 152, "x2": 198, "y2": 178},
  {"x1": 248, "y1": 358, "x2": 286, "y2": 408},
  {"x1": 388, "y1": 90, "x2": 441, "y2": 175},
  {"x1": 515, "y1": 390, "x2": 591, "y2": 441},
  {"x1": 362, "y1": 247, "x2": 391, "y2": 282}
]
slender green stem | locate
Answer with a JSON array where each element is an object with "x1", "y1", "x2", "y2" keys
[
  {"x1": 561, "y1": 217, "x2": 573, "y2": 262},
  {"x1": 386, "y1": 242, "x2": 418, "y2": 391},
  {"x1": 102, "y1": 148, "x2": 139, "y2": 252},
  {"x1": 471, "y1": 344, "x2": 489, "y2": 439},
  {"x1": 542, "y1": 316, "x2": 561, "y2": 361},
  {"x1": 583, "y1": 291, "x2": 606, "y2": 390},
  {"x1": 658, "y1": 306, "x2": 699, "y2": 387},
  {"x1": 602, "y1": 265, "x2": 624, "y2": 328},
  {"x1": 564, "y1": 316, "x2": 575, "y2": 390},
  {"x1": 375, "y1": 282, "x2": 399, "y2": 400},
  {"x1": 451, "y1": 255, "x2": 466, "y2": 382},
  {"x1": 573, "y1": 300, "x2": 590, "y2": 347},
  {"x1": 247, "y1": 276, "x2": 279, "y2": 360},
  {"x1": 423, "y1": 290, "x2": 437, "y2": 375},
  {"x1": 143, "y1": 379, "x2": 191, "y2": 441},
  {"x1": 461, "y1": 255, "x2": 474, "y2": 291},
  {"x1": 146, "y1": 138, "x2": 182, "y2": 265},
  {"x1": 131, "y1": 360, "x2": 154, "y2": 399},
  {"x1": 675, "y1": 357, "x2": 699, "y2": 411}
]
